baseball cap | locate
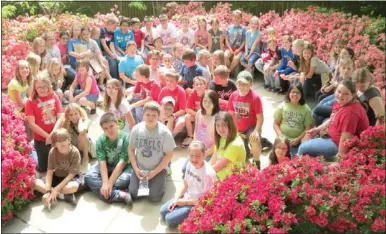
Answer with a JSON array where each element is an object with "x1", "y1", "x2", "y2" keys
[
  {"x1": 237, "y1": 70, "x2": 253, "y2": 83},
  {"x1": 161, "y1": 96, "x2": 176, "y2": 106}
]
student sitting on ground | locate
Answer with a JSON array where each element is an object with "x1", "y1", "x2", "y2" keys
[{"x1": 210, "y1": 65, "x2": 237, "y2": 111}]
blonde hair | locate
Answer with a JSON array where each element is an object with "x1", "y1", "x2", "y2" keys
[
  {"x1": 197, "y1": 49, "x2": 210, "y2": 62},
  {"x1": 293, "y1": 39, "x2": 304, "y2": 48},
  {"x1": 70, "y1": 22, "x2": 82, "y2": 39},
  {"x1": 164, "y1": 69, "x2": 180, "y2": 81},
  {"x1": 76, "y1": 59, "x2": 90, "y2": 72},
  {"x1": 31, "y1": 37, "x2": 46, "y2": 57},
  {"x1": 47, "y1": 58, "x2": 65, "y2": 83},
  {"x1": 15, "y1": 60, "x2": 33, "y2": 86},
  {"x1": 63, "y1": 103, "x2": 88, "y2": 131},
  {"x1": 26, "y1": 52, "x2": 41, "y2": 77},
  {"x1": 214, "y1": 65, "x2": 230, "y2": 79},
  {"x1": 331, "y1": 39, "x2": 347, "y2": 61},
  {"x1": 103, "y1": 79, "x2": 124, "y2": 112},
  {"x1": 30, "y1": 71, "x2": 53, "y2": 100},
  {"x1": 299, "y1": 42, "x2": 314, "y2": 74},
  {"x1": 351, "y1": 67, "x2": 373, "y2": 84},
  {"x1": 52, "y1": 128, "x2": 71, "y2": 145},
  {"x1": 250, "y1": 16, "x2": 259, "y2": 25},
  {"x1": 213, "y1": 50, "x2": 225, "y2": 66},
  {"x1": 42, "y1": 31, "x2": 55, "y2": 41},
  {"x1": 106, "y1": 16, "x2": 119, "y2": 25},
  {"x1": 193, "y1": 76, "x2": 208, "y2": 86}
]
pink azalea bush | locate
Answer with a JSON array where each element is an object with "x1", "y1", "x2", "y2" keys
[
  {"x1": 180, "y1": 124, "x2": 386, "y2": 233},
  {"x1": 1, "y1": 94, "x2": 36, "y2": 220}
]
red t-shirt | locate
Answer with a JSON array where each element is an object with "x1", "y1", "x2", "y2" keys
[
  {"x1": 133, "y1": 80, "x2": 161, "y2": 101},
  {"x1": 133, "y1": 29, "x2": 144, "y2": 48},
  {"x1": 157, "y1": 86, "x2": 187, "y2": 112},
  {"x1": 25, "y1": 92, "x2": 63, "y2": 141},
  {"x1": 186, "y1": 90, "x2": 202, "y2": 111},
  {"x1": 227, "y1": 90, "x2": 263, "y2": 133},
  {"x1": 328, "y1": 101, "x2": 369, "y2": 146}
]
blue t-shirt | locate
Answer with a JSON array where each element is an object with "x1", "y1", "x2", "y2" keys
[
  {"x1": 246, "y1": 30, "x2": 261, "y2": 53},
  {"x1": 277, "y1": 47, "x2": 296, "y2": 75},
  {"x1": 68, "y1": 39, "x2": 82, "y2": 66},
  {"x1": 118, "y1": 55, "x2": 144, "y2": 79},
  {"x1": 226, "y1": 25, "x2": 246, "y2": 49},
  {"x1": 180, "y1": 64, "x2": 204, "y2": 89},
  {"x1": 114, "y1": 28, "x2": 135, "y2": 51}
]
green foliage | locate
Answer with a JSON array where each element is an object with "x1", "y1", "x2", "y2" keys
[
  {"x1": 128, "y1": 1, "x2": 147, "y2": 12},
  {"x1": 1, "y1": 5, "x2": 17, "y2": 19},
  {"x1": 26, "y1": 28, "x2": 39, "y2": 43},
  {"x1": 363, "y1": 17, "x2": 385, "y2": 47}
]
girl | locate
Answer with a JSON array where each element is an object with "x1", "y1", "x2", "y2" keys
[
  {"x1": 103, "y1": 79, "x2": 136, "y2": 134},
  {"x1": 298, "y1": 42, "x2": 330, "y2": 99},
  {"x1": 240, "y1": 16, "x2": 262, "y2": 73},
  {"x1": 210, "y1": 111, "x2": 246, "y2": 181},
  {"x1": 254, "y1": 136, "x2": 290, "y2": 169},
  {"x1": 329, "y1": 39, "x2": 346, "y2": 72},
  {"x1": 352, "y1": 68, "x2": 385, "y2": 126},
  {"x1": 68, "y1": 22, "x2": 83, "y2": 70},
  {"x1": 171, "y1": 43, "x2": 185, "y2": 74},
  {"x1": 26, "y1": 52, "x2": 41, "y2": 78},
  {"x1": 210, "y1": 50, "x2": 226, "y2": 75},
  {"x1": 8, "y1": 60, "x2": 33, "y2": 110},
  {"x1": 42, "y1": 31, "x2": 61, "y2": 68},
  {"x1": 260, "y1": 38, "x2": 281, "y2": 91},
  {"x1": 61, "y1": 103, "x2": 91, "y2": 171},
  {"x1": 273, "y1": 84, "x2": 312, "y2": 156},
  {"x1": 34, "y1": 128, "x2": 82, "y2": 210},
  {"x1": 46, "y1": 58, "x2": 65, "y2": 101},
  {"x1": 298, "y1": 80, "x2": 369, "y2": 161},
  {"x1": 25, "y1": 72, "x2": 63, "y2": 174},
  {"x1": 31, "y1": 37, "x2": 46, "y2": 70},
  {"x1": 194, "y1": 17, "x2": 209, "y2": 53},
  {"x1": 64, "y1": 59, "x2": 100, "y2": 115},
  {"x1": 208, "y1": 18, "x2": 224, "y2": 53},
  {"x1": 57, "y1": 31, "x2": 76, "y2": 91}
]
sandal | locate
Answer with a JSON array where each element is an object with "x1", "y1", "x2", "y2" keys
[{"x1": 181, "y1": 136, "x2": 194, "y2": 147}]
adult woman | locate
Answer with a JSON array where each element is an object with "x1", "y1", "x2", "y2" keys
[
  {"x1": 298, "y1": 80, "x2": 369, "y2": 160},
  {"x1": 210, "y1": 111, "x2": 246, "y2": 180}
]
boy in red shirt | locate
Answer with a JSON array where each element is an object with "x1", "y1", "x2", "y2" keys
[
  {"x1": 129, "y1": 64, "x2": 161, "y2": 123},
  {"x1": 131, "y1": 18, "x2": 145, "y2": 57},
  {"x1": 157, "y1": 69, "x2": 187, "y2": 136}
]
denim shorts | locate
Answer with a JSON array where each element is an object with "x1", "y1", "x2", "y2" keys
[{"x1": 74, "y1": 89, "x2": 98, "y2": 102}]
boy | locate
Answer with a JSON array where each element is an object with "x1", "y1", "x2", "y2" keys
[
  {"x1": 156, "y1": 14, "x2": 177, "y2": 54},
  {"x1": 162, "y1": 53, "x2": 173, "y2": 70},
  {"x1": 145, "y1": 37, "x2": 163, "y2": 65},
  {"x1": 181, "y1": 76, "x2": 207, "y2": 147},
  {"x1": 172, "y1": 43, "x2": 185, "y2": 73},
  {"x1": 129, "y1": 101, "x2": 176, "y2": 202},
  {"x1": 119, "y1": 41, "x2": 144, "y2": 88},
  {"x1": 159, "y1": 96, "x2": 176, "y2": 132},
  {"x1": 224, "y1": 10, "x2": 246, "y2": 73},
  {"x1": 100, "y1": 16, "x2": 119, "y2": 79},
  {"x1": 176, "y1": 16, "x2": 195, "y2": 49},
  {"x1": 273, "y1": 35, "x2": 295, "y2": 94},
  {"x1": 180, "y1": 49, "x2": 204, "y2": 91},
  {"x1": 157, "y1": 69, "x2": 187, "y2": 136},
  {"x1": 84, "y1": 113, "x2": 132, "y2": 204},
  {"x1": 227, "y1": 71, "x2": 265, "y2": 161},
  {"x1": 160, "y1": 140, "x2": 216, "y2": 228},
  {"x1": 114, "y1": 18, "x2": 134, "y2": 57},
  {"x1": 148, "y1": 50, "x2": 166, "y2": 87},
  {"x1": 34, "y1": 128, "x2": 82, "y2": 210},
  {"x1": 259, "y1": 38, "x2": 282, "y2": 91},
  {"x1": 210, "y1": 65, "x2": 237, "y2": 110},
  {"x1": 196, "y1": 49, "x2": 212, "y2": 83},
  {"x1": 129, "y1": 64, "x2": 161, "y2": 123},
  {"x1": 141, "y1": 16, "x2": 156, "y2": 58},
  {"x1": 131, "y1": 18, "x2": 145, "y2": 56}
]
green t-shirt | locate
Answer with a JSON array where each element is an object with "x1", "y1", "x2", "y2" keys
[
  {"x1": 216, "y1": 135, "x2": 246, "y2": 180},
  {"x1": 274, "y1": 102, "x2": 312, "y2": 139},
  {"x1": 96, "y1": 130, "x2": 129, "y2": 166}
]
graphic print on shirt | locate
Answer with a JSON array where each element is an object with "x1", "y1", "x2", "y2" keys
[
  {"x1": 56, "y1": 159, "x2": 71, "y2": 172},
  {"x1": 38, "y1": 99, "x2": 57, "y2": 124},
  {"x1": 283, "y1": 110, "x2": 304, "y2": 128},
  {"x1": 106, "y1": 138, "x2": 123, "y2": 165},
  {"x1": 137, "y1": 136, "x2": 162, "y2": 158},
  {"x1": 112, "y1": 108, "x2": 126, "y2": 130},
  {"x1": 229, "y1": 29, "x2": 242, "y2": 48},
  {"x1": 234, "y1": 101, "x2": 250, "y2": 119},
  {"x1": 186, "y1": 169, "x2": 202, "y2": 183},
  {"x1": 181, "y1": 36, "x2": 189, "y2": 46},
  {"x1": 218, "y1": 89, "x2": 234, "y2": 100}
]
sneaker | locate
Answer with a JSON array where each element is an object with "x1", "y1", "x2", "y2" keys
[
  {"x1": 120, "y1": 191, "x2": 133, "y2": 206},
  {"x1": 63, "y1": 194, "x2": 78, "y2": 206},
  {"x1": 261, "y1": 137, "x2": 273, "y2": 151},
  {"x1": 90, "y1": 108, "x2": 96, "y2": 115},
  {"x1": 181, "y1": 136, "x2": 193, "y2": 148}
]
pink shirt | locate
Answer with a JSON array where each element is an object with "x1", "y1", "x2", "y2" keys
[
  {"x1": 57, "y1": 42, "x2": 68, "y2": 64},
  {"x1": 75, "y1": 73, "x2": 100, "y2": 96},
  {"x1": 195, "y1": 30, "x2": 209, "y2": 46},
  {"x1": 157, "y1": 86, "x2": 187, "y2": 112}
]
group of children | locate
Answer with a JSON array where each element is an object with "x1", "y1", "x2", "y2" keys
[{"x1": 6, "y1": 9, "x2": 385, "y2": 229}]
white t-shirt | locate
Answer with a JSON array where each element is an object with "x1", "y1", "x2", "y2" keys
[
  {"x1": 108, "y1": 100, "x2": 132, "y2": 135},
  {"x1": 310, "y1": 56, "x2": 330, "y2": 74},
  {"x1": 199, "y1": 64, "x2": 211, "y2": 82},
  {"x1": 155, "y1": 23, "x2": 177, "y2": 46},
  {"x1": 183, "y1": 161, "x2": 217, "y2": 200},
  {"x1": 141, "y1": 27, "x2": 156, "y2": 45},
  {"x1": 43, "y1": 45, "x2": 61, "y2": 65},
  {"x1": 176, "y1": 29, "x2": 195, "y2": 48}
]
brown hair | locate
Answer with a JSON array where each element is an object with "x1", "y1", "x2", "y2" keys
[
  {"x1": 188, "y1": 140, "x2": 206, "y2": 154},
  {"x1": 143, "y1": 101, "x2": 161, "y2": 115},
  {"x1": 30, "y1": 71, "x2": 53, "y2": 100},
  {"x1": 214, "y1": 65, "x2": 230, "y2": 79},
  {"x1": 15, "y1": 60, "x2": 33, "y2": 86},
  {"x1": 136, "y1": 64, "x2": 150, "y2": 78},
  {"x1": 281, "y1": 35, "x2": 292, "y2": 43},
  {"x1": 149, "y1": 50, "x2": 162, "y2": 59},
  {"x1": 76, "y1": 58, "x2": 90, "y2": 72},
  {"x1": 63, "y1": 103, "x2": 88, "y2": 132},
  {"x1": 182, "y1": 49, "x2": 196, "y2": 61},
  {"x1": 200, "y1": 90, "x2": 220, "y2": 116},
  {"x1": 103, "y1": 79, "x2": 124, "y2": 111},
  {"x1": 100, "y1": 112, "x2": 118, "y2": 127},
  {"x1": 31, "y1": 37, "x2": 47, "y2": 57},
  {"x1": 164, "y1": 69, "x2": 180, "y2": 81},
  {"x1": 351, "y1": 67, "x2": 373, "y2": 84},
  {"x1": 52, "y1": 128, "x2": 71, "y2": 145},
  {"x1": 70, "y1": 22, "x2": 83, "y2": 39},
  {"x1": 214, "y1": 112, "x2": 238, "y2": 151},
  {"x1": 197, "y1": 49, "x2": 210, "y2": 61},
  {"x1": 47, "y1": 58, "x2": 65, "y2": 83},
  {"x1": 269, "y1": 136, "x2": 290, "y2": 165},
  {"x1": 26, "y1": 52, "x2": 41, "y2": 77},
  {"x1": 299, "y1": 42, "x2": 314, "y2": 74},
  {"x1": 106, "y1": 16, "x2": 119, "y2": 25},
  {"x1": 213, "y1": 50, "x2": 225, "y2": 66}
]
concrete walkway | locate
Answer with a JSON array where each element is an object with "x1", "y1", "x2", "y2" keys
[{"x1": 2, "y1": 75, "x2": 310, "y2": 233}]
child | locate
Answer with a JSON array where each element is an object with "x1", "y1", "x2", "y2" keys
[
  {"x1": 329, "y1": 39, "x2": 346, "y2": 72},
  {"x1": 129, "y1": 64, "x2": 161, "y2": 123},
  {"x1": 25, "y1": 72, "x2": 63, "y2": 173},
  {"x1": 100, "y1": 16, "x2": 120, "y2": 79},
  {"x1": 147, "y1": 50, "x2": 166, "y2": 87},
  {"x1": 34, "y1": 128, "x2": 82, "y2": 210},
  {"x1": 254, "y1": 27, "x2": 276, "y2": 76},
  {"x1": 91, "y1": 27, "x2": 102, "y2": 51},
  {"x1": 91, "y1": 26, "x2": 114, "y2": 83},
  {"x1": 298, "y1": 42, "x2": 330, "y2": 99},
  {"x1": 210, "y1": 50, "x2": 226, "y2": 74},
  {"x1": 196, "y1": 49, "x2": 212, "y2": 83},
  {"x1": 145, "y1": 37, "x2": 164, "y2": 65},
  {"x1": 156, "y1": 14, "x2": 177, "y2": 54},
  {"x1": 157, "y1": 69, "x2": 187, "y2": 136},
  {"x1": 131, "y1": 18, "x2": 145, "y2": 56},
  {"x1": 42, "y1": 31, "x2": 61, "y2": 68},
  {"x1": 224, "y1": 10, "x2": 246, "y2": 73},
  {"x1": 274, "y1": 35, "x2": 295, "y2": 94},
  {"x1": 210, "y1": 65, "x2": 237, "y2": 110},
  {"x1": 227, "y1": 71, "x2": 264, "y2": 161},
  {"x1": 240, "y1": 16, "x2": 262, "y2": 73},
  {"x1": 194, "y1": 16, "x2": 209, "y2": 53},
  {"x1": 46, "y1": 58, "x2": 65, "y2": 101},
  {"x1": 118, "y1": 41, "x2": 144, "y2": 88},
  {"x1": 208, "y1": 18, "x2": 224, "y2": 53},
  {"x1": 103, "y1": 79, "x2": 136, "y2": 134},
  {"x1": 160, "y1": 140, "x2": 216, "y2": 228},
  {"x1": 26, "y1": 52, "x2": 41, "y2": 78},
  {"x1": 57, "y1": 31, "x2": 70, "y2": 65},
  {"x1": 128, "y1": 101, "x2": 176, "y2": 202},
  {"x1": 84, "y1": 113, "x2": 132, "y2": 204},
  {"x1": 114, "y1": 18, "x2": 134, "y2": 57},
  {"x1": 257, "y1": 38, "x2": 281, "y2": 91},
  {"x1": 171, "y1": 43, "x2": 185, "y2": 74},
  {"x1": 181, "y1": 76, "x2": 208, "y2": 147},
  {"x1": 210, "y1": 112, "x2": 246, "y2": 181},
  {"x1": 141, "y1": 16, "x2": 156, "y2": 57},
  {"x1": 180, "y1": 49, "x2": 204, "y2": 91},
  {"x1": 8, "y1": 60, "x2": 33, "y2": 110},
  {"x1": 254, "y1": 136, "x2": 290, "y2": 170},
  {"x1": 162, "y1": 53, "x2": 173, "y2": 70},
  {"x1": 60, "y1": 103, "x2": 90, "y2": 171},
  {"x1": 280, "y1": 39, "x2": 305, "y2": 87},
  {"x1": 68, "y1": 22, "x2": 83, "y2": 70},
  {"x1": 64, "y1": 59, "x2": 100, "y2": 114},
  {"x1": 176, "y1": 16, "x2": 195, "y2": 49},
  {"x1": 159, "y1": 96, "x2": 176, "y2": 132},
  {"x1": 31, "y1": 37, "x2": 46, "y2": 70}
]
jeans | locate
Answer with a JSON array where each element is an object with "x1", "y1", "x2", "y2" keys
[
  {"x1": 255, "y1": 58, "x2": 264, "y2": 74},
  {"x1": 129, "y1": 169, "x2": 166, "y2": 202},
  {"x1": 312, "y1": 94, "x2": 335, "y2": 126},
  {"x1": 103, "y1": 52, "x2": 119, "y2": 79},
  {"x1": 160, "y1": 198, "x2": 193, "y2": 228},
  {"x1": 34, "y1": 140, "x2": 52, "y2": 172},
  {"x1": 84, "y1": 163, "x2": 132, "y2": 203},
  {"x1": 303, "y1": 75, "x2": 322, "y2": 100},
  {"x1": 133, "y1": 106, "x2": 144, "y2": 124},
  {"x1": 298, "y1": 137, "x2": 338, "y2": 161},
  {"x1": 240, "y1": 52, "x2": 260, "y2": 65}
]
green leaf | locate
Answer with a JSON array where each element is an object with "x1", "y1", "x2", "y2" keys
[
  {"x1": 128, "y1": 1, "x2": 147, "y2": 12},
  {"x1": 1, "y1": 5, "x2": 17, "y2": 19}
]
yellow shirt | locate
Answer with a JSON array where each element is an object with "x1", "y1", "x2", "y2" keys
[
  {"x1": 216, "y1": 135, "x2": 246, "y2": 180},
  {"x1": 8, "y1": 79, "x2": 28, "y2": 105}
]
